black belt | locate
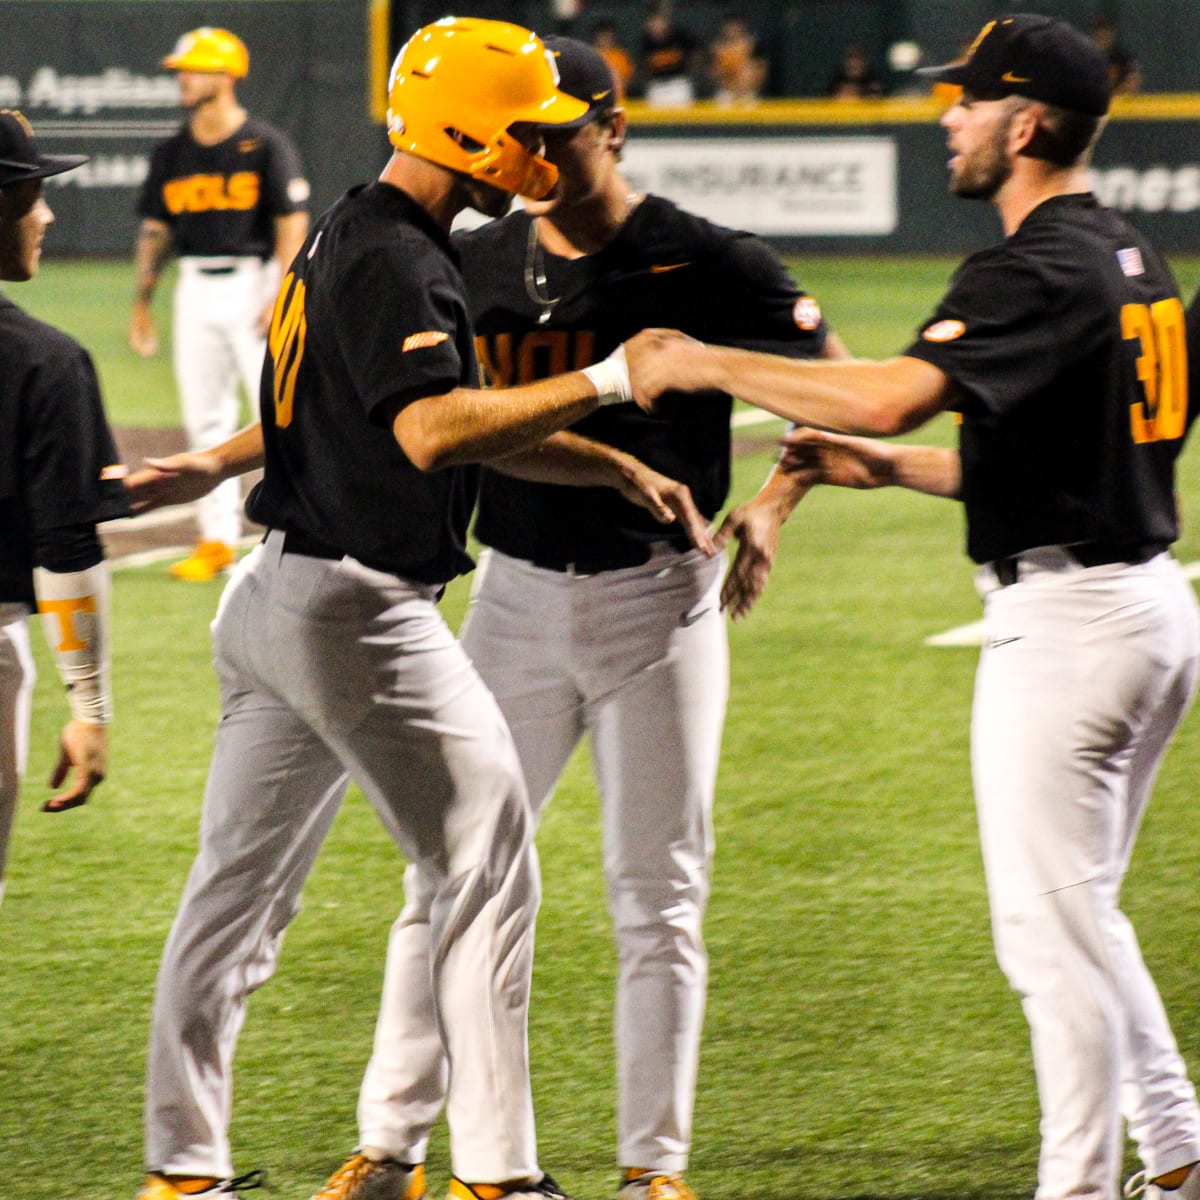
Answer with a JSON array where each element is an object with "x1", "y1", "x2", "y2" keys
[
  {"x1": 277, "y1": 529, "x2": 345, "y2": 561},
  {"x1": 197, "y1": 264, "x2": 238, "y2": 276},
  {"x1": 992, "y1": 541, "x2": 1166, "y2": 586}
]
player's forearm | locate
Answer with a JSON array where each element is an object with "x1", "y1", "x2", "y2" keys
[
  {"x1": 888, "y1": 444, "x2": 962, "y2": 498},
  {"x1": 396, "y1": 374, "x2": 609, "y2": 471},
  {"x1": 704, "y1": 348, "x2": 950, "y2": 436},
  {"x1": 210, "y1": 422, "x2": 266, "y2": 480},
  {"x1": 33, "y1": 561, "x2": 113, "y2": 725},
  {"x1": 488, "y1": 431, "x2": 640, "y2": 487},
  {"x1": 747, "y1": 462, "x2": 815, "y2": 523},
  {"x1": 273, "y1": 212, "x2": 309, "y2": 275},
  {"x1": 132, "y1": 220, "x2": 171, "y2": 305}
]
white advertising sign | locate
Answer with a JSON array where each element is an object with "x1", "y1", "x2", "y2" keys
[{"x1": 621, "y1": 136, "x2": 898, "y2": 236}]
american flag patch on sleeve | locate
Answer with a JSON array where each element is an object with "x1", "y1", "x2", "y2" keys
[{"x1": 1117, "y1": 247, "x2": 1145, "y2": 277}]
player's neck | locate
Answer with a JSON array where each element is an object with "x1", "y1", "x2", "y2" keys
[
  {"x1": 538, "y1": 179, "x2": 643, "y2": 258},
  {"x1": 189, "y1": 97, "x2": 247, "y2": 147},
  {"x1": 994, "y1": 161, "x2": 1093, "y2": 235},
  {"x1": 379, "y1": 152, "x2": 464, "y2": 232}
]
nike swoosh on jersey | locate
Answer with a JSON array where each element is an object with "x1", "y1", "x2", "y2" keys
[
  {"x1": 680, "y1": 606, "x2": 713, "y2": 627},
  {"x1": 1001, "y1": 71, "x2": 1032, "y2": 83},
  {"x1": 651, "y1": 262, "x2": 691, "y2": 274},
  {"x1": 988, "y1": 636, "x2": 1023, "y2": 648}
]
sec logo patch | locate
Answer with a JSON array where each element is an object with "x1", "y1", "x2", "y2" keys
[
  {"x1": 922, "y1": 319, "x2": 966, "y2": 342},
  {"x1": 792, "y1": 297, "x2": 822, "y2": 330}
]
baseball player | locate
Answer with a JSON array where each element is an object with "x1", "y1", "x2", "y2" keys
[
  {"x1": 129, "y1": 27, "x2": 309, "y2": 582},
  {"x1": 347, "y1": 36, "x2": 845, "y2": 1200},
  {"x1": 0, "y1": 110, "x2": 128, "y2": 907},
  {"x1": 625, "y1": 16, "x2": 1200, "y2": 1200},
  {"x1": 128, "y1": 18, "x2": 663, "y2": 1200}
]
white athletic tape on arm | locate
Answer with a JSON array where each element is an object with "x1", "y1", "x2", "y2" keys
[
  {"x1": 33, "y1": 562, "x2": 113, "y2": 724},
  {"x1": 581, "y1": 344, "x2": 633, "y2": 407}
]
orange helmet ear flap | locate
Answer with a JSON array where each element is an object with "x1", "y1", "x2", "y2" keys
[{"x1": 385, "y1": 17, "x2": 588, "y2": 200}]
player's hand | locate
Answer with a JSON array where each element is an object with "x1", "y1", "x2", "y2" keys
[
  {"x1": 129, "y1": 302, "x2": 159, "y2": 357},
  {"x1": 714, "y1": 498, "x2": 784, "y2": 621},
  {"x1": 780, "y1": 428, "x2": 898, "y2": 489},
  {"x1": 125, "y1": 451, "x2": 226, "y2": 513},
  {"x1": 625, "y1": 328, "x2": 715, "y2": 414},
  {"x1": 43, "y1": 719, "x2": 107, "y2": 813},
  {"x1": 615, "y1": 461, "x2": 716, "y2": 556}
]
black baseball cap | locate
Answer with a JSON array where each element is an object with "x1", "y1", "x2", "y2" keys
[
  {"x1": 0, "y1": 109, "x2": 88, "y2": 189},
  {"x1": 542, "y1": 36, "x2": 622, "y2": 127},
  {"x1": 918, "y1": 14, "x2": 1112, "y2": 116}
]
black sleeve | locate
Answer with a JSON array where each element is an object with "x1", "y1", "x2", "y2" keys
[
  {"x1": 707, "y1": 233, "x2": 829, "y2": 360},
  {"x1": 903, "y1": 253, "x2": 1077, "y2": 416},
  {"x1": 330, "y1": 241, "x2": 465, "y2": 422},
  {"x1": 260, "y1": 128, "x2": 308, "y2": 216},
  {"x1": 136, "y1": 141, "x2": 172, "y2": 223},
  {"x1": 24, "y1": 343, "x2": 130, "y2": 567}
]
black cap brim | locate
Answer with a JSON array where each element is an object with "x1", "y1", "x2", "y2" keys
[
  {"x1": 0, "y1": 153, "x2": 89, "y2": 186},
  {"x1": 915, "y1": 62, "x2": 968, "y2": 85}
]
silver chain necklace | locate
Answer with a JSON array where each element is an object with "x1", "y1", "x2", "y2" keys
[
  {"x1": 524, "y1": 218, "x2": 559, "y2": 325},
  {"x1": 523, "y1": 195, "x2": 643, "y2": 326}
]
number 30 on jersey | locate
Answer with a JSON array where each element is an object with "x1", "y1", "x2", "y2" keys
[{"x1": 1123, "y1": 298, "x2": 1187, "y2": 445}]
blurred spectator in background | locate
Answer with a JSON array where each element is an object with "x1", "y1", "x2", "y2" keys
[
  {"x1": 1091, "y1": 16, "x2": 1142, "y2": 93},
  {"x1": 641, "y1": 0, "x2": 700, "y2": 106},
  {"x1": 591, "y1": 20, "x2": 635, "y2": 98},
  {"x1": 826, "y1": 43, "x2": 884, "y2": 98},
  {"x1": 708, "y1": 15, "x2": 767, "y2": 105}
]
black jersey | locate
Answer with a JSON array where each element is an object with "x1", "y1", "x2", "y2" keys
[
  {"x1": 456, "y1": 195, "x2": 827, "y2": 570},
  {"x1": 246, "y1": 183, "x2": 479, "y2": 584},
  {"x1": 0, "y1": 296, "x2": 129, "y2": 606},
  {"x1": 137, "y1": 116, "x2": 307, "y2": 259},
  {"x1": 905, "y1": 194, "x2": 1187, "y2": 564}
]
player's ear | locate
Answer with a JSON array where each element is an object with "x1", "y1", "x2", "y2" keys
[
  {"x1": 607, "y1": 109, "x2": 627, "y2": 159},
  {"x1": 1009, "y1": 100, "x2": 1043, "y2": 157}
]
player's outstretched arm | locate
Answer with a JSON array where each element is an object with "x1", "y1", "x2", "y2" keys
[
  {"x1": 126, "y1": 422, "x2": 266, "y2": 513},
  {"x1": 780, "y1": 428, "x2": 962, "y2": 498},
  {"x1": 714, "y1": 324, "x2": 857, "y2": 620},
  {"x1": 716, "y1": 465, "x2": 815, "y2": 622},
  {"x1": 491, "y1": 432, "x2": 716, "y2": 556},
  {"x1": 394, "y1": 349, "x2": 631, "y2": 471},
  {"x1": 33, "y1": 561, "x2": 113, "y2": 812},
  {"x1": 625, "y1": 329, "x2": 952, "y2": 437}
]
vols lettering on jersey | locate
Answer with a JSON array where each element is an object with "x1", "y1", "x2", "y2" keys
[
  {"x1": 162, "y1": 171, "x2": 260, "y2": 215},
  {"x1": 136, "y1": 115, "x2": 307, "y2": 259},
  {"x1": 476, "y1": 329, "x2": 596, "y2": 386}
]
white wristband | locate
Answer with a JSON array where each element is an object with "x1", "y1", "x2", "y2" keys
[
  {"x1": 33, "y1": 562, "x2": 113, "y2": 724},
  {"x1": 581, "y1": 344, "x2": 633, "y2": 407}
]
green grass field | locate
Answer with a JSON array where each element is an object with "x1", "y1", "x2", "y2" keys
[{"x1": 3, "y1": 256, "x2": 1200, "y2": 1200}]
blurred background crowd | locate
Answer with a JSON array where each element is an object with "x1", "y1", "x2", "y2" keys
[{"x1": 385, "y1": 1, "x2": 1154, "y2": 107}]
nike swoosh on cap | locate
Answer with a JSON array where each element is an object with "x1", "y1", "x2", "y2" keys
[
  {"x1": 650, "y1": 262, "x2": 691, "y2": 274},
  {"x1": 592, "y1": 89, "x2": 612, "y2": 101},
  {"x1": 1001, "y1": 71, "x2": 1032, "y2": 83}
]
